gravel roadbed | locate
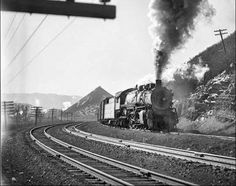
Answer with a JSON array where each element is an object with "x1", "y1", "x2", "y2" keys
[
  {"x1": 48, "y1": 125, "x2": 236, "y2": 186},
  {"x1": 76, "y1": 122, "x2": 235, "y2": 157},
  {"x1": 1, "y1": 125, "x2": 91, "y2": 186}
]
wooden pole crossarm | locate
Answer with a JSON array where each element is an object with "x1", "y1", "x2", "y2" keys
[
  {"x1": 214, "y1": 29, "x2": 228, "y2": 54},
  {"x1": 1, "y1": 0, "x2": 116, "y2": 19}
]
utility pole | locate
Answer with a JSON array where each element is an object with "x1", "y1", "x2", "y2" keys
[
  {"x1": 3, "y1": 102, "x2": 8, "y2": 129},
  {"x1": 66, "y1": 112, "x2": 69, "y2": 121},
  {"x1": 49, "y1": 108, "x2": 56, "y2": 124},
  {"x1": 214, "y1": 29, "x2": 228, "y2": 54},
  {"x1": 15, "y1": 105, "x2": 20, "y2": 125},
  {"x1": 61, "y1": 109, "x2": 63, "y2": 121},
  {"x1": 52, "y1": 109, "x2": 54, "y2": 124},
  {"x1": 1, "y1": 101, "x2": 15, "y2": 129},
  {"x1": 3, "y1": 103, "x2": 7, "y2": 129},
  {"x1": 65, "y1": 112, "x2": 73, "y2": 121},
  {"x1": 70, "y1": 112, "x2": 73, "y2": 121},
  {"x1": 23, "y1": 105, "x2": 29, "y2": 122},
  {"x1": 31, "y1": 106, "x2": 42, "y2": 126},
  {"x1": 35, "y1": 107, "x2": 38, "y2": 126}
]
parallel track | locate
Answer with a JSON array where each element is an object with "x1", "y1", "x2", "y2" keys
[
  {"x1": 170, "y1": 132, "x2": 235, "y2": 141},
  {"x1": 101, "y1": 123, "x2": 235, "y2": 141},
  {"x1": 65, "y1": 123, "x2": 236, "y2": 170},
  {"x1": 30, "y1": 125, "x2": 197, "y2": 186}
]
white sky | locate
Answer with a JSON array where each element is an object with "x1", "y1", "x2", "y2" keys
[{"x1": 1, "y1": 0, "x2": 235, "y2": 97}]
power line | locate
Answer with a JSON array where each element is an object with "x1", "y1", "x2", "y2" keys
[
  {"x1": 4, "y1": 13, "x2": 17, "y2": 38},
  {"x1": 6, "y1": 15, "x2": 48, "y2": 69},
  {"x1": 6, "y1": 14, "x2": 26, "y2": 47},
  {"x1": 5, "y1": 18, "x2": 76, "y2": 87}
]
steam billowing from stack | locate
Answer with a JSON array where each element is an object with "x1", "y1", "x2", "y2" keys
[
  {"x1": 149, "y1": 0, "x2": 215, "y2": 80},
  {"x1": 155, "y1": 50, "x2": 167, "y2": 80}
]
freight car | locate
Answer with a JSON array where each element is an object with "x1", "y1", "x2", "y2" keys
[{"x1": 98, "y1": 80, "x2": 178, "y2": 132}]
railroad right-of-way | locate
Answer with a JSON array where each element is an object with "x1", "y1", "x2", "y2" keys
[
  {"x1": 31, "y1": 124, "x2": 198, "y2": 186},
  {"x1": 65, "y1": 123, "x2": 236, "y2": 170}
]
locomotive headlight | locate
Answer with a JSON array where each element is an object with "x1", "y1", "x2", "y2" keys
[{"x1": 162, "y1": 97, "x2": 166, "y2": 101}]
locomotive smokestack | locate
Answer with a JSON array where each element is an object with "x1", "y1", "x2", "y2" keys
[
  {"x1": 155, "y1": 50, "x2": 167, "y2": 80},
  {"x1": 155, "y1": 79, "x2": 162, "y2": 87}
]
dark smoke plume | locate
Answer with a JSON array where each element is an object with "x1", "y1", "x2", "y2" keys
[{"x1": 149, "y1": 0, "x2": 215, "y2": 79}]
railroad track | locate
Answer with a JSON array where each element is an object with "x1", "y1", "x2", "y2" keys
[
  {"x1": 100, "y1": 122, "x2": 235, "y2": 141},
  {"x1": 169, "y1": 132, "x2": 235, "y2": 141},
  {"x1": 65, "y1": 123, "x2": 236, "y2": 170},
  {"x1": 30, "y1": 125, "x2": 197, "y2": 186}
]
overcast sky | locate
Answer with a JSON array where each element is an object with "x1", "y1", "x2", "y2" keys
[{"x1": 1, "y1": 0, "x2": 235, "y2": 97}]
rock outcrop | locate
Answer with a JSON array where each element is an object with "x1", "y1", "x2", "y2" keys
[{"x1": 175, "y1": 68, "x2": 235, "y2": 123}]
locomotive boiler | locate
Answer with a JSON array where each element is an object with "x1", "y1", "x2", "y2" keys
[{"x1": 98, "y1": 79, "x2": 178, "y2": 132}]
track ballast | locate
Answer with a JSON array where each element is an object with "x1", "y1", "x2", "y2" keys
[{"x1": 30, "y1": 124, "x2": 197, "y2": 186}]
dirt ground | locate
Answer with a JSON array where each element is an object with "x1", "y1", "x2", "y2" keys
[
  {"x1": 1, "y1": 121, "x2": 235, "y2": 186},
  {"x1": 1, "y1": 123, "x2": 90, "y2": 186}
]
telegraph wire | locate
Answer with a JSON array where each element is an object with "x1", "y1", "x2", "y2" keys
[
  {"x1": 6, "y1": 15, "x2": 48, "y2": 69},
  {"x1": 6, "y1": 18, "x2": 76, "y2": 87},
  {"x1": 4, "y1": 13, "x2": 17, "y2": 38},
  {"x1": 6, "y1": 14, "x2": 26, "y2": 47}
]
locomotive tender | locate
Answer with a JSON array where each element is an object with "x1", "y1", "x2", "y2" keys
[{"x1": 98, "y1": 79, "x2": 178, "y2": 132}]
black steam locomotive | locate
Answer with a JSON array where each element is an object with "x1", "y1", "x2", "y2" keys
[{"x1": 98, "y1": 80, "x2": 178, "y2": 132}]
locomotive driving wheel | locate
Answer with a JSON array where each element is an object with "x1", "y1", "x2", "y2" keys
[
  {"x1": 128, "y1": 112, "x2": 135, "y2": 128},
  {"x1": 118, "y1": 117, "x2": 129, "y2": 128}
]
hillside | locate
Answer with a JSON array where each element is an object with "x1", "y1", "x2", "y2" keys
[
  {"x1": 167, "y1": 31, "x2": 235, "y2": 100},
  {"x1": 192, "y1": 31, "x2": 235, "y2": 83},
  {"x1": 169, "y1": 32, "x2": 235, "y2": 136},
  {"x1": 176, "y1": 70, "x2": 235, "y2": 135},
  {"x1": 3, "y1": 93, "x2": 81, "y2": 110},
  {"x1": 65, "y1": 86, "x2": 112, "y2": 121}
]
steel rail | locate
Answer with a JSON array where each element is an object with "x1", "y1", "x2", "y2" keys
[
  {"x1": 169, "y1": 132, "x2": 235, "y2": 141},
  {"x1": 65, "y1": 123, "x2": 236, "y2": 170},
  {"x1": 30, "y1": 124, "x2": 198, "y2": 186},
  {"x1": 101, "y1": 122, "x2": 235, "y2": 141},
  {"x1": 45, "y1": 126, "x2": 197, "y2": 186},
  {"x1": 30, "y1": 125, "x2": 134, "y2": 186}
]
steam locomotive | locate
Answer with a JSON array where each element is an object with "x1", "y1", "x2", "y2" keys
[{"x1": 98, "y1": 79, "x2": 178, "y2": 132}]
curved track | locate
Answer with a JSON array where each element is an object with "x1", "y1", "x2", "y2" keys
[
  {"x1": 65, "y1": 123, "x2": 236, "y2": 170},
  {"x1": 30, "y1": 124, "x2": 197, "y2": 186},
  {"x1": 106, "y1": 124, "x2": 235, "y2": 141},
  {"x1": 169, "y1": 132, "x2": 235, "y2": 141},
  {"x1": 101, "y1": 122, "x2": 235, "y2": 141}
]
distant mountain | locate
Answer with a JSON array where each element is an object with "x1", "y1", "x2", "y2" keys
[
  {"x1": 65, "y1": 86, "x2": 112, "y2": 120},
  {"x1": 3, "y1": 93, "x2": 81, "y2": 110}
]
